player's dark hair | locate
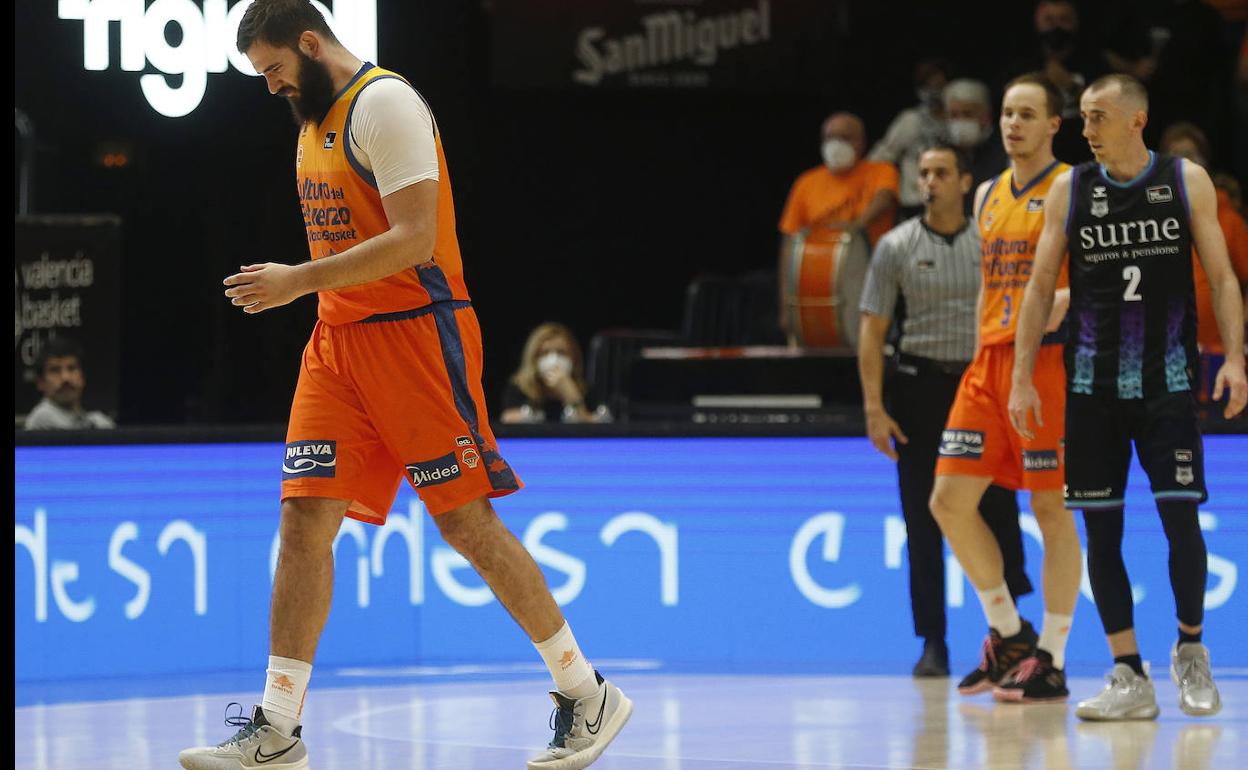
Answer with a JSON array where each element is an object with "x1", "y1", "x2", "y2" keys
[
  {"x1": 35, "y1": 337, "x2": 84, "y2": 378},
  {"x1": 237, "y1": 0, "x2": 338, "y2": 54},
  {"x1": 1004, "y1": 72, "x2": 1064, "y2": 119},
  {"x1": 919, "y1": 142, "x2": 972, "y2": 177},
  {"x1": 1085, "y1": 74, "x2": 1149, "y2": 113}
]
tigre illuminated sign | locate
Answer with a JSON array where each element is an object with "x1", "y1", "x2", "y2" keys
[{"x1": 57, "y1": 0, "x2": 377, "y2": 118}]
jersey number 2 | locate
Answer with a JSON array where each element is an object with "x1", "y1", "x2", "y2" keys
[{"x1": 1122, "y1": 265, "x2": 1143, "y2": 302}]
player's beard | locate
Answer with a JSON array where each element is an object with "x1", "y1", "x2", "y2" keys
[{"x1": 286, "y1": 51, "x2": 337, "y2": 126}]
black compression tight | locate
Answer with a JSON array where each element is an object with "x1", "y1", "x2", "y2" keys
[{"x1": 1083, "y1": 501, "x2": 1207, "y2": 635}]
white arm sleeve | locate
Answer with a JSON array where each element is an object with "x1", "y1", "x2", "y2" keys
[{"x1": 348, "y1": 78, "x2": 440, "y2": 198}]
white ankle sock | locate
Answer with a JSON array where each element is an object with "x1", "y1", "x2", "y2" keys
[
  {"x1": 1038, "y1": 612, "x2": 1074, "y2": 669},
  {"x1": 976, "y1": 582, "x2": 1021, "y2": 637},
  {"x1": 534, "y1": 622, "x2": 598, "y2": 699},
  {"x1": 262, "y1": 655, "x2": 311, "y2": 734}
]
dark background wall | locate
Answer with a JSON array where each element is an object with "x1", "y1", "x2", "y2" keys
[{"x1": 15, "y1": 0, "x2": 1239, "y2": 424}]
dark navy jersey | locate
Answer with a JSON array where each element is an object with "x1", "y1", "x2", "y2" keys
[{"x1": 1064, "y1": 152, "x2": 1197, "y2": 399}]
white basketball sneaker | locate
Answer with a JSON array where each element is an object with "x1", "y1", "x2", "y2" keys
[
  {"x1": 179, "y1": 704, "x2": 308, "y2": 769},
  {"x1": 1076, "y1": 663, "x2": 1160, "y2": 721},
  {"x1": 527, "y1": 671, "x2": 633, "y2": 770},
  {"x1": 1171, "y1": 642, "x2": 1222, "y2": 716}
]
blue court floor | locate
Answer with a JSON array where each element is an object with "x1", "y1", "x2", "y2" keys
[{"x1": 13, "y1": 668, "x2": 1246, "y2": 769}]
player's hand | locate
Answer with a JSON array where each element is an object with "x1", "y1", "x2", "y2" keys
[
  {"x1": 865, "y1": 406, "x2": 908, "y2": 461},
  {"x1": 223, "y1": 263, "x2": 307, "y2": 314},
  {"x1": 1212, "y1": 359, "x2": 1248, "y2": 419},
  {"x1": 1008, "y1": 379, "x2": 1044, "y2": 441}
]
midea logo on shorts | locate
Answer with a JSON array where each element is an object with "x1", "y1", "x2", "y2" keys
[{"x1": 56, "y1": 0, "x2": 377, "y2": 118}]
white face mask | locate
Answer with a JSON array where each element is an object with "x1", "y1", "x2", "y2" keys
[
  {"x1": 947, "y1": 118, "x2": 984, "y2": 148},
  {"x1": 537, "y1": 351, "x2": 572, "y2": 381},
  {"x1": 822, "y1": 139, "x2": 856, "y2": 172}
]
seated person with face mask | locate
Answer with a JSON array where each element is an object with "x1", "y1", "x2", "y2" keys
[
  {"x1": 501, "y1": 322, "x2": 605, "y2": 424},
  {"x1": 779, "y1": 112, "x2": 900, "y2": 257},
  {"x1": 942, "y1": 79, "x2": 1010, "y2": 199}
]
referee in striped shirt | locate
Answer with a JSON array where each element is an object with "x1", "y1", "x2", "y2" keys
[{"x1": 858, "y1": 144, "x2": 1032, "y2": 677}]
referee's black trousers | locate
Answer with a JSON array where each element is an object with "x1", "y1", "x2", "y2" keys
[{"x1": 888, "y1": 362, "x2": 1034, "y2": 642}]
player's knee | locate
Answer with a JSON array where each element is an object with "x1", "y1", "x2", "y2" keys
[
  {"x1": 1031, "y1": 497, "x2": 1075, "y2": 535},
  {"x1": 434, "y1": 497, "x2": 498, "y2": 558},
  {"x1": 279, "y1": 497, "x2": 346, "y2": 553},
  {"x1": 928, "y1": 485, "x2": 962, "y2": 526}
]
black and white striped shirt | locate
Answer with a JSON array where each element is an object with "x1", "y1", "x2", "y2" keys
[{"x1": 859, "y1": 216, "x2": 980, "y2": 362}]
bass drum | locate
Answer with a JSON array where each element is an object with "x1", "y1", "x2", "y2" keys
[{"x1": 782, "y1": 229, "x2": 870, "y2": 349}]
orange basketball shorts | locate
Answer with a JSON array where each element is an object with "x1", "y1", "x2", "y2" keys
[
  {"x1": 935, "y1": 343, "x2": 1065, "y2": 491},
  {"x1": 281, "y1": 302, "x2": 521, "y2": 523}
]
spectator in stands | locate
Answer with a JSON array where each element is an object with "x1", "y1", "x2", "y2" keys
[
  {"x1": 778, "y1": 113, "x2": 899, "y2": 336},
  {"x1": 24, "y1": 337, "x2": 115, "y2": 430},
  {"x1": 1159, "y1": 121, "x2": 1248, "y2": 420},
  {"x1": 779, "y1": 112, "x2": 900, "y2": 254},
  {"x1": 870, "y1": 58, "x2": 954, "y2": 220},
  {"x1": 502, "y1": 323, "x2": 605, "y2": 424},
  {"x1": 1001, "y1": 0, "x2": 1105, "y2": 163},
  {"x1": 942, "y1": 79, "x2": 1009, "y2": 196}
]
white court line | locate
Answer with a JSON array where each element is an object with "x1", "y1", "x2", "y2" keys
[
  {"x1": 333, "y1": 658, "x2": 663, "y2": 677},
  {"x1": 330, "y1": 709, "x2": 953, "y2": 770}
]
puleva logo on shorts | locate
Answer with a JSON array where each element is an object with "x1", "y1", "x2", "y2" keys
[
  {"x1": 1022, "y1": 450, "x2": 1059, "y2": 471},
  {"x1": 283, "y1": 441, "x2": 337, "y2": 479},
  {"x1": 939, "y1": 429, "x2": 984, "y2": 458},
  {"x1": 406, "y1": 452, "x2": 462, "y2": 488}
]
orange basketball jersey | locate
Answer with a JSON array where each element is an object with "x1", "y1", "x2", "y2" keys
[
  {"x1": 296, "y1": 64, "x2": 469, "y2": 325},
  {"x1": 976, "y1": 161, "x2": 1070, "y2": 346}
]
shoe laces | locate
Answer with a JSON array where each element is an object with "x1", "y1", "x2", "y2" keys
[
  {"x1": 1178, "y1": 655, "x2": 1213, "y2": 690},
  {"x1": 219, "y1": 702, "x2": 261, "y2": 748},
  {"x1": 546, "y1": 703, "x2": 576, "y2": 749},
  {"x1": 977, "y1": 634, "x2": 999, "y2": 673},
  {"x1": 1012, "y1": 656, "x2": 1045, "y2": 683}
]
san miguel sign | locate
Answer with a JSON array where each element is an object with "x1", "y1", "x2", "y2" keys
[
  {"x1": 56, "y1": 0, "x2": 377, "y2": 118},
  {"x1": 491, "y1": 0, "x2": 843, "y2": 91},
  {"x1": 572, "y1": 0, "x2": 773, "y2": 87}
]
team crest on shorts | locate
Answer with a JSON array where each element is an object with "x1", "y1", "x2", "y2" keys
[
  {"x1": 1176, "y1": 465, "x2": 1194, "y2": 486},
  {"x1": 283, "y1": 440, "x2": 337, "y2": 479},
  {"x1": 460, "y1": 447, "x2": 480, "y2": 469},
  {"x1": 939, "y1": 429, "x2": 984, "y2": 458}
]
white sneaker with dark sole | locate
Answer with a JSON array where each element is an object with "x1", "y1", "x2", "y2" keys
[
  {"x1": 179, "y1": 704, "x2": 308, "y2": 770},
  {"x1": 527, "y1": 671, "x2": 633, "y2": 770}
]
